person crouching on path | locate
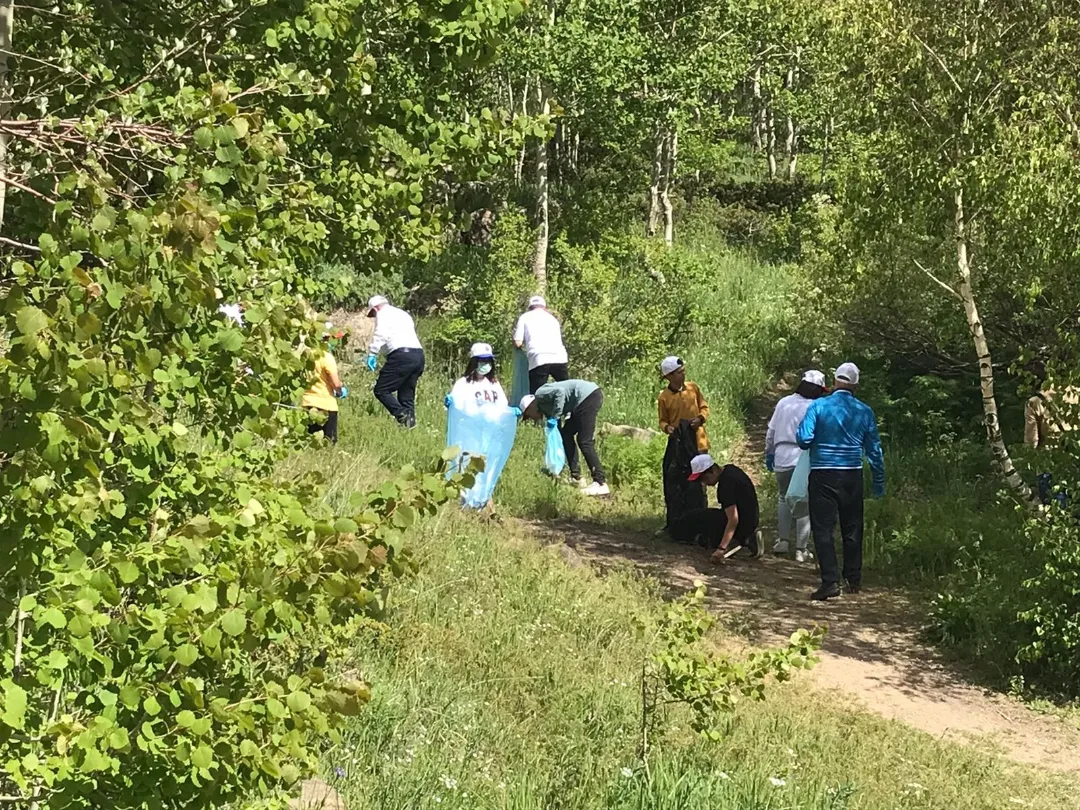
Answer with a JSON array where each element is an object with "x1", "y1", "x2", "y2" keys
[
  {"x1": 366, "y1": 295, "x2": 425, "y2": 428},
  {"x1": 448, "y1": 342, "x2": 508, "y2": 409},
  {"x1": 669, "y1": 455, "x2": 762, "y2": 564},
  {"x1": 765, "y1": 369, "x2": 828, "y2": 562},
  {"x1": 657, "y1": 355, "x2": 709, "y2": 535},
  {"x1": 796, "y1": 362, "x2": 885, "y2": 601},
  {"x1": 519, "y1": 379, "x2": 609, "y2": 496},
  {"x1": 513, "y1": 295, "x2": 570, "y2": 394},
  {"x1": 301, "y1": 333, "x2": 346, "y2": 444}
]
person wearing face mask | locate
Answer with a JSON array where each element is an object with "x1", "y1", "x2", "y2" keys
[{"x1": 447, "y1": 343, "x2": 508, "y2": 411}]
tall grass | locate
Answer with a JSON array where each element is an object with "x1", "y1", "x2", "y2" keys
[{"x1": 295, "y1": 439, "x2": 1077, "y2": 810}]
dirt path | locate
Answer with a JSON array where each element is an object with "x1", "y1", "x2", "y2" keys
[
  {"x1": 524, "y1": 516, "x2": 1080, "y2": 773},
  {"x1": 518, "y1": 380, "x2": 1080, "y2": 774}
]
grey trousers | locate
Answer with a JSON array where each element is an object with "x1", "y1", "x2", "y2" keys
[{"x1": 776, "y1": 466, "x2": 811, "y2": 551}]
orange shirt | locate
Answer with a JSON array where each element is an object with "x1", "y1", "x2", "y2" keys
[{"x1": 657, "y1": 381, "x2": 709, "y2": 451}]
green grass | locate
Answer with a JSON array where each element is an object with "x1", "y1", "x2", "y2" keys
[
  {"x1": 278, "y1": 246, "x2": 1079, "y2": 809},
  {"x1": 291, "y1": 432, "x2": 1077, "y2": 810}
]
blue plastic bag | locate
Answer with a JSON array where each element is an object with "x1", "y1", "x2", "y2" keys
[
  {"x1": 510, "y1": 348, "x2": 530, "y2": 408},
  {"x1": 544, "y1": 418, "x2": 566, "y2": 477},
  {"x1": 784, "y1": 450, "x2": 811, "y2": 508},
  {"x1": 446, "y1": 397, "x2": 519, "y2": 509}
]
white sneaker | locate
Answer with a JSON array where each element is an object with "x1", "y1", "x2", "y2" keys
[
  {"x1": 572, "y1": 477, "x2": 589, "y2": 489},
  {"x1": 794, "y1": 549, "x2": 811, "y2": 563},
  {"x1": 772, "y1": 540, "x2": 790, "y2": 555},
  {"x1": 582, "y1": 482, "x2": 610, "y2": 497}
]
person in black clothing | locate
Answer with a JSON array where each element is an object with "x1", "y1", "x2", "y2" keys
[
  {"x1": 668, "y1": 454, "x2": 763, "y2": 564},
  {"x1": 661, "y1": 420, "x2": 707, "y2": 533}
]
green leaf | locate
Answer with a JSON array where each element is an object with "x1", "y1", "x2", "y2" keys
[
  {"x1": 115, "y1": 560, "x2": 139, "y2": 584},
  {"x1": 91, "y1": 205, "x2": 118, "y2": 233},
  {"x1": 18, "y1": 594, "x2": 37, "y2": 612},
  {"x1": 221, "y1": 609, "x2": 247, "y2": 637},
  {"x1": 203, "y1": 166, "x2": 233, "y2": 185},
  {"x1": 266, "y1": 697, "x2": 287, "y2": 718},
  {"x1": 191, "y1": 744, "x2": 214, "y2": 769},
  {"x1": 194, "y1": 126, "x2": 215, "y2": 149},
  {"x1": 39, "y1": 606, "x2": 67, "y2": 629},
  {"x1": 1, "y1": 682, "x2": 28, "y2": 729},
  {"x1": 218, "y1": 329, "x2": 243, "y2": 353},
  {"x1": 264, "y1": 27, "x2": 279, "y2": 48},
  {"x1": 174, "y1": 643, "x2": 199, "y2": 667},
  {"x1": 143, "y1": 695, "x2": 162, "y2": 716},
  {"x1": 334, "y1": 517, "x2": 358, "y2": 534},
  {"x1": 120, "y1": 685, "x2": 141, "y2": 708},
  {"x1": 176, "y1": 710, "x2": 196, "y2": 728},
  {"x1": 286, "y1": 691, "x2": 311, "y2": 713},
  {"x1": 15, "y1": 306, "x2": 48, "y2": 335}
]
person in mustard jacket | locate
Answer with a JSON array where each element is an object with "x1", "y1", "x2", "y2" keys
[{"x1": 657, "y1": 356, "x2": 709, "y2": 535}]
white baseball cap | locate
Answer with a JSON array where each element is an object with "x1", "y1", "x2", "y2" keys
[
  {"x1": 528, "y1": 295, "x2": 546, "y2": 309},
  {"x1": 687, "y1": 453, "x2": 718, "y2": 481},
  {"x1": 519, "y1": 394, "x2": 536, "y2": 414},
  {"x1": 470, "y1": 342, "x2": 495, "y2": 359},
  {"x1": 367, "y1": 295, "x2": 388, "y2": 316},
  {"x1": 802, "y1": 369, "x2": 827, "y2": 388},
  {"x1": 660, "y1": 355, "x2": 684, "y2": 377},
  {"x1": 835, "y1": 362, "x2": 860, "y2": 385}
]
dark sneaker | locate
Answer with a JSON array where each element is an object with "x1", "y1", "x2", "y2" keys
[
  {"x1": 846, "y1": 580, "x2": 861, "y2": 595},
  {"x1": 811, "y1": 582, "x2": 842, "y2": 601}
]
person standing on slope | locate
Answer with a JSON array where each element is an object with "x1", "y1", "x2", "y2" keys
[
  {"x1": 796, "y1": 362, "x2": 885, "y2": 601},
  {"x1": 513, "y1": 295, "x2": 570, "y2": 394},
  {"x1": 657, "y1": 356, "x2": 709, "y2": 535},
  {"x1": 519, "y1": 379, "x2": 609, "y2": 496},
  {"x1": 366, "y1": 295, "x2": 425, "y2": 428},
  {"x1": 765, "y1": 369, "x2": 828, "y2": 562}
]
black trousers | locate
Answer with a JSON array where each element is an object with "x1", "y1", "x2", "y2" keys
[
  {"x1": 560, "y1": 388, "x2": 605, "y2": 484},
  {"x1": 529, "y1": 362, "x2": 569, "y2": 394},
  {"x1": 669, "y1": 507, "x2": 758, "y2": 550},
  {"x1": 374, "y1": 348, "x2": 425, "y2": 422},
  {"x1": 808, "y1": 468, "x2": 864, "y2": 586},
  {"x1": 307, "y1": 409, "x2": 339, "y2": 443}
]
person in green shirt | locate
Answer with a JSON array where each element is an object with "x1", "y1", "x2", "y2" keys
[{"x1": 520, "y1": 380, "x2": 609, "y2": 496}]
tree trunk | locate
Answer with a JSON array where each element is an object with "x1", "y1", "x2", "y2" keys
[
  {"x1": 0, "y1": 0, "x2": 14, "y2": 235},
  {"x1": 661, "y1": 127, "x2": 677, "y2": 247},
  {"x1": 751, "y1": 65, "x2": 765, "y2": 151},
  {"x1": 952, "y1": 184, "x2": 1035, "y2": 505},
  {"x1": 766, "y1": 106, "x2": 777, "y2": 179},
  {"x1": 531, "y1": 81, "x2": 550, "y2": 292},
  {"x1": 514, "y1": 79, "x2": 529, "y2": 183},
  {"x1": 785, "y1": 47, "x2": 801, "y2": 180},
  {"x1": 820, "y1": 116, "x2": 833, "y2": 183},
  {"x1": 647, "y1": 121, "x2": 663, "y2": 237}
]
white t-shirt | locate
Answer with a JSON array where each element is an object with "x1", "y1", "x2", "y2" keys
[
  {"x1": 765, "y1": 393, "x2": 814, "y2": 469},
  {"x1": 449, "y1": 377, "x2": 508, "y2": 412},
  {"x1": 512, "y1": 308, "x2": 568, "y2": 370}
]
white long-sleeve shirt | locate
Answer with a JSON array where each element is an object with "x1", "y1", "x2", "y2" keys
[
  {"x1": 368, "y1": 305, "x2": 422, "y2": 356},
  {"x1": 512, "y1": 308, "x2": 568, "y2": 370},
  {"x1": 766, "y1": 393, "x2": 814, "y2": 470}
]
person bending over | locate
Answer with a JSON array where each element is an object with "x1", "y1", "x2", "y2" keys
[
  {"x1": 519, "y1": 379, "x2": 609, "y2": 496},
  {"x1": 669, "y1": 454, "x2": 763, "y2": 564}
]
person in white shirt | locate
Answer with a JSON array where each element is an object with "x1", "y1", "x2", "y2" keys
[
  {"x1": 764, "y1": 369, "x2": 827, "y2": 562},
  {"x1": 448, "y1": 342, "x2": 508, "y2": 411},
  {"x1": 366, "y1": 295, "x2": 425, "y2": 428},
  {"x1": 513, "y1": 295, "x2": 569, "y2": 393}
]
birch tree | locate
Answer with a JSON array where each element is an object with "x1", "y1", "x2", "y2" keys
[{"x1": 828, "y1": 0, "x2": 1080, "y2": 503}]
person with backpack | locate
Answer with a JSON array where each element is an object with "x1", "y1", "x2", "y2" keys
[{"x1": 765, "y1": 370, "x2": 828, "y2": 562}]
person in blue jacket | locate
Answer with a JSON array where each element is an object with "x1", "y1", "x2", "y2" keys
[{"x1": 796, "y1": 362, "x2": 885, "y2": 601}]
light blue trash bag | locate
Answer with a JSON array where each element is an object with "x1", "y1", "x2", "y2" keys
[
  {"x1": 510, "y1": 348, "x2": 530, "y2": 407},
  {"x1": 544, "y1": 418, "x2": 566, "y2": 477},
  {"x1": 446, "y1": 398, "x2": 519, "y2": 509},
  {"x1": 784, "y1": 450, "x2": 811, "y2": 509}
]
